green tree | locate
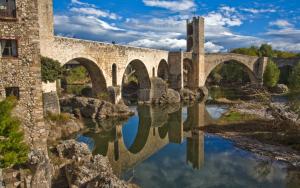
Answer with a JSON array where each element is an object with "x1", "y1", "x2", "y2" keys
[
  {"x1": 263, "y1": 60, "x2": 280, "y2": 88},
  {"x1": 259, "y1": 44, "x2": 274, "y2": 57},
  {"x1": 0, "y1": 97, "x2": 29, "y2": 168},
  {"x1": 41, "y1": 57, "x2": 63, "y2": 82},
  {"x1": 65, "y1": 66, "x2": 90, "y2": 84},
  {"x1": 288, "y1": 62, "x2": 300, "y2": 91},
  {"x1": 231, "y1": 46, "x2": 259, "y2": 56}
]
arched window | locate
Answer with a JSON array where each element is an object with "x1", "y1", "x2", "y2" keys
[{"x1": 112, "y1": 64, "x2": 117, "y2": 86}]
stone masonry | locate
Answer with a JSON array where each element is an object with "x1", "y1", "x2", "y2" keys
[{"x1": 0, "y1": 0, "x2": 47, "y2": 151}]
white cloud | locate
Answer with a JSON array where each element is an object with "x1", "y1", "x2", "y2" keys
[
  {"x1": 128, "y1": 38, "x2": 186, "y2": 50},
  {"x1": 71, "y1": 0, "x2": 95, "y2": 7},
  {"x1": 142, "y1": 0, "x2": 196, "y2": 11},
  {"x1": 70, "y1": 7, "x2": 120, "y2": 20},
  {"x1": 269, "y1": 19, "x2": 293, "y2": 28},
  {"x1": 241, "y1": 8, "x2": 276, "y2": 14},
  {"x1": 54, "y1": 15, "x2": 123, "y2": 35},
  {"x1": 205, "y1": 42, "x2": 225, "y2": 53},
  {"x1": 205, "y1": 12, "x2": 242, "y2": 27}
]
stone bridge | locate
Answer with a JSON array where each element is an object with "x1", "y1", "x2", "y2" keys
[
  {"x1": 39, "y1": 0, "x2": 271, "y2": 104},
  {"x1": 41, "y1": 36, "x2": 170, "y2": 101},
  {"x1": 273, "y1": 58, "x2": 300, "y2": 68}
]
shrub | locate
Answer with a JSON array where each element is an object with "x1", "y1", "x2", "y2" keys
[
  {"x1": 263, "y1": 60, "x2": 280, "y2": 88},
  {"x1": 288, "y1": 62, "x2": 300, "y2": 91},
  {"x1": 97, "y1": 92, "x2": 110, "y2": 101},
  {"x1": 0, "y1": 97, "x2": 29, "y2": 168},
  {"x1": 65, "y1": 66, "x2": 90, "y2": 84},
  {"x1": 45, "y1": 112, "x2": 71, "y2": 125},
  {"x1": 41, "y1": 56, "x2": 63, "y2": 82}
]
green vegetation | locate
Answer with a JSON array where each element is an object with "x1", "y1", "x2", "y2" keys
[
  {"x1": 41, "y1": 57, "x2": 63, "y2": 82},
  {"x1": 97, "y1": 92, "x2": 110, "y2": 101},
  {"x1": 231, "y1": 46, "x2": 259, "y2": 57},
  {"x1": 45, "y1": 112, "x2": 71, "y2": 125},
  {"x1": 231, "y1": 44, "x2": 300, "y2": 58},
  {"x1": 0, "y1": 97, "x2": 29, "y2": 168},
  {"x1": 258, "y1": 44, "x2": 274, "y2": 58},
  {"x1": 288, "y1": 62, "x2": 300, "y2": 91},
  {"x1": 207, "y1": 61, "x2": 251, "y2": 87},
  {"x1": 219, "y1": 111, "x2": 258, "y2": 123},
  {"x1": 64, "y1": 66, "x2": 90, "y2": 85},
  {"x1": 263, "y1": 60, "x2": 280, "y2": 88},
  {"x1": 127, "y1": 74, "x2": 139, "y2": 84}
]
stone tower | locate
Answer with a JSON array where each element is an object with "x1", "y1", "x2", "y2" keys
[
  {"x1": 0, "y1": 0, "x2": 46, "y2": 150},
  {"x1": 186, "y1": 17, "x2": 206, "y2": 88},
  {"x1": 38, "y1": 0, "x2": 54, "y2": 54}
]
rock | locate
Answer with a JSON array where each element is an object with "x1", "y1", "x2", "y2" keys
[
  {"x1": 180, "y1": 88, "x2": 197, "y2": 102},
  {"x1": 271, "y1": 84, "x2": 289, "y2": 94},
  {"x1": 28, "y1": 150, "x2": 54, "y2": 188},
  {"x1": 156, "y1": 89, "x2": 181, "y2": 104},
  {"x1": 56, "y1": 140, "x2": 133, "y2": 188},
  {"x1": 60, "y1": 97, "x2": 134, "y2": 120},
  {"x1": 56, "y1": 140, "x2": 92, "y2": 160},
  {"x1": 47, "y1": 114, "x2": 84, "y2": 142},
  {"x1": 197, "y1": 87, "x2": 208, "y2": 99}
]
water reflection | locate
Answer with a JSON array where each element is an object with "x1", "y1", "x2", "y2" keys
[
  {"x1": 79, "y1": 103, "x2": 299, "y2": 187},
  {"x1": 82, "y1": 103, "x2": 209, "y2": 175}
]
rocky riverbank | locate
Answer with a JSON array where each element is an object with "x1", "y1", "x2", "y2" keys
[
  {"x1": 60, "y1": 97, "x2": 135, "y2": 121},
  {"x1": 50, "y1": 140, "x2": 137, "y2": 188},
  {"x1": 203, "y1": 96, "x2": 300, "y2": 168}
]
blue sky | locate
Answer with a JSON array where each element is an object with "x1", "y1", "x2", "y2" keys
[{"x1": 53, "y1": 0, "x2": 300, "y2": 52}]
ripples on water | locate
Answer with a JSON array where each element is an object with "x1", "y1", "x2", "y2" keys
[{"x1": 77, "y1": 103, "x2": 299, "y2": 188}]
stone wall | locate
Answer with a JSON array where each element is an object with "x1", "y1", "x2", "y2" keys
[
  {"x1": 43, "y1": 92, "x2": 60, "y2": 114},
  {"x1": 0, "y1": 0, "x2": 46, "y2": 150}
]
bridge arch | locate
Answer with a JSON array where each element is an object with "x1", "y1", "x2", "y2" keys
[
  {"x1": 183, "y1": 58, "x2": 195, "y2": 89},
  {"x1": 62, "y1": 57, "x2": 108, "y2": 96},
  {"x1": 157, "y1": 59, "x2": 169, "y2": 81},
  {"x1": 205, "y1": 58, "x2": 259, "y2": 84},
  {"x1": 122, "y1": 59, "x2": 151, "y2": 102}
]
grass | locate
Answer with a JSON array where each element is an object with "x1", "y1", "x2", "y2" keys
[
  {"x1": 219, "y1": 111, "x2": 258, "y2": 123},
  {"x1": 45, "y1": 112, "x2": 71, "y2": 125}
]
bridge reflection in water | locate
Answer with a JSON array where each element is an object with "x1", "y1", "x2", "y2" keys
[{"x1": 81, "y1": 102, "x2": 214, "y2": 177}]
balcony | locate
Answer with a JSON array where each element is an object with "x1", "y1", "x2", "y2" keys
[{"x1": 0, "y1": 0, "x2": 16, "y2": 19}]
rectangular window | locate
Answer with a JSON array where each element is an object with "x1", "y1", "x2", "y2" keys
[
  {"x1": 5, "y1": 87, "x2": 20, "y2": 100},
  {"x1": 0, "y1": 0, "x2": 16, "y2": 18},
  {"x1": 0, "y1": 39, "x2": 17, "y2": 57}
]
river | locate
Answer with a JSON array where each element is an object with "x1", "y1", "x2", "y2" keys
[{"x1": 74, "y1": 102, "x2": 299, "y2": 188}]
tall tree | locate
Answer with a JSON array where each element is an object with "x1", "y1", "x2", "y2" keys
[
  {"x1": 263, "y1": 60, "x2": 280, "y2": 88},
  {"x1": 288, "y1": 62, "x2": 300, "y2": 91},
  {"x1": 259, "y1": 44, "x2": 274, "y2": 58}
]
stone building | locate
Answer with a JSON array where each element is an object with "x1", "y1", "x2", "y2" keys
[{"x1": 0, "y1": 0, "x2": 46, "y2": 150}]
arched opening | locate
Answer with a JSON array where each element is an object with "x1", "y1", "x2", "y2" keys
[
  {"x1": 187, "y1": 37, "x2": 193, "y2": 52},
  {"x1": 205, "y1": 60, "x2": 257, "y2": 100},
  {"x1": 60, "y1": 58, "x2": 107, "y2": 98},
  {"x1": 112, "y1": 64, "x2": 117, "y2": 86},
  {"x1": 122, "y1": 105, "x2": 151, "y2": 154},
  {"x1": 279, "y1": 65, "x2": 293, "y2": 85},
  {"x1": 122, "y1": 59, "x2": 151, "y2": 104},
  {"x1": 152, "y1": 67, "x2": 155, "y2": 77},
  {"x1": 157, "y1": 60, "x2": 169, "y2": 81},
  {"x1": 187, "y1": 24, "x2": 193, "y2": 35},
  {"x1": 183, "y1": 58, "x2": 194, "y2": 89}
]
